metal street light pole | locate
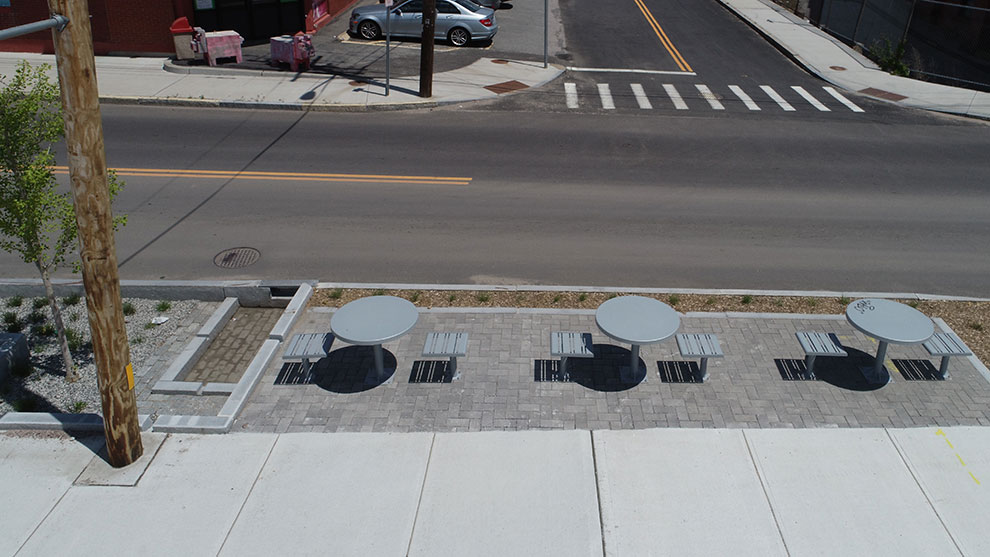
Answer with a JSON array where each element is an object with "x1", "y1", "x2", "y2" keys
[{"x1": 46, "y1": 0, "x2": 142, "y2": 468}]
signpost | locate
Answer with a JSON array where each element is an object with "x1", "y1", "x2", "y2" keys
[{"x1": 385, "y1": 0, "x2": 392, "y2": 95}]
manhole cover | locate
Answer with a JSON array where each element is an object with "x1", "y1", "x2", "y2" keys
[{"x1": 214, "y1": 247, "x2": 260, "y2": 269}]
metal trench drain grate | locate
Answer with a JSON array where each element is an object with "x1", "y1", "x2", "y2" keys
[{"x1": 214, "y1": 247, "x2": 260, "y2": 269}]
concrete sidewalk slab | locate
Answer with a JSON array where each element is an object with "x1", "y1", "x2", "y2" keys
[
  {"x1": 219, "y1": 432, "x2": 433, "y2": 556},
  {"x1": 16, "y1": 434, "x2": 275, "y2": 557},
  {"x1": 890, "y1": 427, "x2": 990, "y2": 556},
  {"x1": 746, "y1": 428, "x2": 959, "y2": 556},
  {"x1": 408, "y1": 430, "x2": 602, "y2": 557},
  {"x1": 594, "y1": 429, "x2": 786, "y2": 556},
  {"x1": 0, "y1": 433, "x2": 104, "y2": 556}
]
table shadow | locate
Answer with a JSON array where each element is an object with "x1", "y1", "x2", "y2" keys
[
  {"x1": 564, "y1": 344, "x2": 645, "y2": 392},
  {"x1": 302, "y1": 346, "x2": 398, "y2": 393},
  {"x1": 774, "y1": 347, "x2": 889, "y2": 391}
]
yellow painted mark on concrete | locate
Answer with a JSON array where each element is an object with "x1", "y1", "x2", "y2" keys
[
  {"x1": 632, "y1": 0, "x2": 692, "y2": 73},
  {"x1": 53, "y1": 166, "x2": 472, "y2": 187},
  {"x1": 936, "y1": 429, "x2": 980, "y2": 485}
]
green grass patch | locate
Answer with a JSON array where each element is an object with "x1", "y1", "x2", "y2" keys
[
  {"x1": 32, "y1": 297, "x2": 48, "y2": 310},
  {"x1": 741, "y1": 295, "x2": 753, "y2": 305},
  {"x1": 667, "y1": 294, "x2": 680, "y2": 306},
  {"x1": 122, "y1": 302, "x2": 136, "y2": 316},
  {"x1": 476, "y1": 292, "x2": 490, "y2": 303},
  {"x1": 26, "y1": 310, "x2": 46, "y2": 324},
  {"x1": 328, "y1": 288, "x2": 343, "y2": 300},
  {"x1": 71, "y1": 401, "x2": 88, "y2": 413},
  {"x1": 156, "y1": 300, "x2": 172, "y2": 312},
  {"x1": 62, "y1": 293, "x2": 81, "y2": 306},
  {"x1": 7, "y1": 296, "x2": 23, "y2": 308}
]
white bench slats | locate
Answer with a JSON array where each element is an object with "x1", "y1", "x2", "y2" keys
[
  {"x1": 676, "y1": 333, "x2": 723, "y2": 382},
  {"x1": 923, "y1": 332, "x2": 972, "y2": 379},
  {"x1": 550, "y1": 332, "x2": 594, "y2": 378},
  {"x1": 422, "y1": 332, "x2": 469, "y2": 380},
  {"x1": 282, "y1": 332, "x2": 333, "y2": 382},
  {"x1": 795, "y1": 331, "x2": 846, "y2": 379}
]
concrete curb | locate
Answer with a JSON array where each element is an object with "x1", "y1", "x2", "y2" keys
[{"x1": 0, "y1": 412, "x2": 153, "y2": 432}]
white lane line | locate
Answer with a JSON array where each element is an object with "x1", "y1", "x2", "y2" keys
[
  {"x1": 565, "y1": 82, "x2": 578, "y2": 109},
  {"x1": 695, "y1": 84, "x2": 725, "y2": 110},
  {"x1": 728, "y1": 85, "x2": 761, "y2": 111},
  {"x1": 760, "y1": 85, "x2": 795, "y2": 111},
  {"x1": 792, "y1": 86, "x2": 830, "y2": 111},
  {"x1": 823, "y1": 86, "x2": 865, "y2": 112},
  {"x1": 567, "y1": 67, "x2": 697, "y2": 76},
  {"x1": 630, "y1": 83, "x2": 653, "y2": 109},
  {"x1": 663, "y1": 84, "x2": 689, "y2": 110},
  {"x1": 597, "y1": 83, "x2": 615, "y2": 109}
]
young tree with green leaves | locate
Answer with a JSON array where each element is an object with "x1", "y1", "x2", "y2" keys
[{"x1": 0, "y1": 61, "x2": 126, "y2": 382}]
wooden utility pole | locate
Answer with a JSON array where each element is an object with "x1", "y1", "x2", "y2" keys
[
  {"x1": 47, "y1": 0, "x2": 143, "y2": 467},
  {"x1": 419, "y1": 0, "x2": 436, "y2": 97}
]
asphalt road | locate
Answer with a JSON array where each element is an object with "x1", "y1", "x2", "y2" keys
[{"x1": 4, "y1": 103, "x2": 986, "y2": 297}]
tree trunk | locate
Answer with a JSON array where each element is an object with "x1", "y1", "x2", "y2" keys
[{"x1": 38, "y1": 263, "x2": 78, "y2": 382}]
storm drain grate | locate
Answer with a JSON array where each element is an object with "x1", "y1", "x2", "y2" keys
[{"x1": 214, "y1": 247, "x2": 260, "y2": 269}]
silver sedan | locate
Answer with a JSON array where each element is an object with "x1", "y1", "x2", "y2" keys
[{"x1": 349, "y1": 0, "x2": 498, "y2": 47}]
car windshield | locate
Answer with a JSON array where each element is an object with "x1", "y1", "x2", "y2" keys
[{"x1": 452, "y1": 0, "x2": 484, "y2": 12}]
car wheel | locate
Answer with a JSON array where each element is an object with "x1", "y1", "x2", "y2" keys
[
  {"x1": 448, "y1": 27, "x2": 470, "y2": 47},
  {"x1": 358, "y1": 20, "x2": 381, "y2": 40}
]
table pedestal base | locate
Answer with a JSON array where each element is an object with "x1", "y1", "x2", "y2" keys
[
  {"x1": 364, "y1": 344, "x2": 395, "y2": 385},
  {"x1": 619, "y1": 345, "x2": 646, "y2": 384},
  {"x1": 861, "y1": 340, "x2": 893, "y2": 385}
]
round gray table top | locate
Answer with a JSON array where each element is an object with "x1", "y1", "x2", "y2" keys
[
  {"x1": 331, "y1": 296, "x2": 419, "y2": 345},
  {"x1": 595, "y1": 295, "x2": 680, "y2": 345},
  {"x1": 845, "y1": 298, "x2": 934, "y2": 344}
]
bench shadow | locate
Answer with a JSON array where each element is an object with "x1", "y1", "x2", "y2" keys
[
  {"x1": 776, "y1": 347, "x2": 888, "y2": 391},
  {"x1": 294, "y1": 346, "x2": 398, "y2": 393},
  {"x1": 894, "y1": 359, "x2": 943, "y2": 381},
  {"x1": 409, "y1": 360, "x2": 454, "y2": 383},
  {"x1": 564, "y1": 344, "x2": 644, "y2": 392},
  {"x1": 658, "y1": 361, "x2": 702, "y2": 383}
]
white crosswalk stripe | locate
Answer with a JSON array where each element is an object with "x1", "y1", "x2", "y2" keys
[
  {"x1": 564, "y1": 82, "x2": 578, "y2": 109},
  {"x1": 695, "y1": 84, "x2": 725, "y2": 110},
  {"x1": 791, "y1": 86, "x2": 830, "y2": 111},
  {"x1": 823, "y1": 86, "x2": 865, "y2": 112},
  {"x1": 562, "y1": 83, "x2": 866, "y2": 114},
  {"x1": 760, "y1": 85, "x2": 796, "y2": 111},
  {"x1": 663, "y1": 84, "x2": 689, "y2": 110},
  {"x1": 728, "y1": 85, "x2": 761, "y2": 110},
  {"x1": 630, "y1": 83, "x2": 653, "y2": 109}
]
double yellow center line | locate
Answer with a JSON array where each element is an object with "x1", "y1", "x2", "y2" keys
[
  {"x1": 632, "y1": 0, "x2": 693, "y2": 73},
  {"x1": 52, "y1": 166, "x2": 472, "y2": 187}
]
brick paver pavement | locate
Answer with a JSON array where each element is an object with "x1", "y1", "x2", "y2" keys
[
  {"x1": 185, "y1": 307, "x2": 283, "y2": 383},
  {"x1": 233, "y1": 308, "x2": 990, "y2": 433}
]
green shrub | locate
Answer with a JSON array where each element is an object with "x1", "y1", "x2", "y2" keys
[
  {"x1": 668, "y1": 294, "x2": 680, "y2": 306},
  {"x1": 122, "y1": 302, "x2": 136, "y2": 316},
  {"x1": 3, "y1": 311, "x2": 17, "y2": 325},
  {"x1": 131, "y1": 335, "x2": 144, "y2": 344},
  {"x1": 578, "y1": 293, "x2": 587, "y2": 302},
  {"x1": 410, "y1": 291, "x2": 421, "y2": 303},
  {"x1": 5, "y1": 320, "x2": 24, "y2": 334},
  {"x1": 741, "y1": 295, "x2": 753, "y2": 305},
  {"x1": 32, "y1": 297, "x2": 48, "y2": 310},
  {"x1": 476, "y1": 292, "x2": 490, "y2": 303},
  {"x1": 869, "y1": 38, "x2": 910, "y2": 77},
  {"x1": 447, "y1": 293, "x2": 456, "y2": 303},
  {"x1": 372, "y1": 289, "x2": 385, "y2": 296},
  {"x1": 552, "y1": 295, "x2": 561, "y2": 303},
  {"x1": 62, "y1": 293, "x2": 81, "y2": 306},
  {"x1": 838, "y1": 296, "x2": 851, "y2": 305},
  {"x1": 970, "y1": 323, "x2": 984, "y2": 332},
  {"x1": 328, "y1": 288, "x2": 343, "y2": 300},
  {"x1": 33, "y1": 323, "x2": 56, "y2": 337},
  {"x1": 156, "y1": 300, "x2": 171, "y2": 312},
  {"x1": 705, "y1": 297, "x2": 715, "y2": 306},
  {"x1": 144, "y1": 322, "x2": 157, "y2": 330},
  {"x1": 26, "y1": 310, "x2": 46, "y2": 324},
  {"x1": 71, "y1": 401, "x2": 88, "y2": 413},
  {"x1": 7, "y1": 296, "x2": 23, "y2": 308},
  {"x1": 66, "y1": 328, "x2": 84, "y2": 351}
]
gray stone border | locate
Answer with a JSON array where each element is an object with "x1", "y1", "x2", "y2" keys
[
  {"x1": 0, "y1": 412, "x2": 153, "y2": 432},
  {"x1": 151, "y1": 284, "x2": 315, "y2": 433},
  {"x1": 151, "y1": 298, "x2": 239, "y2": 395}
]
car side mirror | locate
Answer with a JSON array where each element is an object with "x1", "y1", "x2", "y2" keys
[{"x1": 392, "y1": 9, "x2": 401, "y2": 15}]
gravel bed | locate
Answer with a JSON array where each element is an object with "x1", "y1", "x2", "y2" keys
[{"x1": 0, "y1": 296, "x2": 199, "y2": 416}]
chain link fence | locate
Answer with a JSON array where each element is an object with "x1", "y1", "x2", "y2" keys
[{"x1": 805, "y1": 0, "x2": 990, "y2": 91}]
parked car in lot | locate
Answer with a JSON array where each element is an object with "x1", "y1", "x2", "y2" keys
[{"x1": 349, "y1": 0, "x2": 498, "y2": 47}]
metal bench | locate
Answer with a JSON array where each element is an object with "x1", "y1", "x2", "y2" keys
[
  {"x1": 923, "y1": 332, "x2": 972, "y2": 380},
  {"x1": 550, "y1": 332, "x2": 594, "y2": 379},
  {"x1": 282, "y1": 332, "x2": 334, "y2": 382},
  {"x1": 422, "y1": 332, "x2": 469, "y2": 380},
  {"x1": 795, "y1": 331, "x2": 846, "y2": 379},
  {"x1": 675, "y1": 333, "x2": 723, "y2": 382}
]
